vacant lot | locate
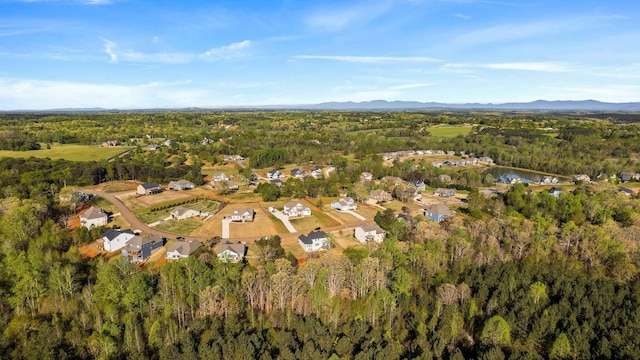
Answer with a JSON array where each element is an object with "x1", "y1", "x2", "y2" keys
[
  {"x1": 155, "y1": 218, "x2": 202, "y2": 235},
  {"x1": 0, "y1": 144, "x2": 133, "y2": 161}
]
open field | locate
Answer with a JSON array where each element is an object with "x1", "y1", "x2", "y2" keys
[
  {"x1": 427, "y1": 125, "x2": 474, "y2": 138},
  {"x1": 220, "y1": 203, "x2": 281, "y2": 238},
  {"x1": 0, "y1": 144, "x2": 134, "y2": 161}
]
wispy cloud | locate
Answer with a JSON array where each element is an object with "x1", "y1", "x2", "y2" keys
[
  {"x1": 444, "y1": 61, "x2": 570, "y2": 73},
  {"x1": 305, "y1": 1, "x2": 393, "y2": 31},
  {"x1": 390, "y1": 83, "x2": 433, "y2": 90},
  {"x1": 293, "y1": 55, "x2": 441, "y2": 63},
  {"x1": 101, "y1": 39, "x2": 252, "y2": 64}
]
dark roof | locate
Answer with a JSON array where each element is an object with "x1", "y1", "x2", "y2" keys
[
  {"x1": 298, "y1": 230, "x2": 328, "y2": 245},
  {"x1": 140, "y1": 182, "x2": 160, "y2": 189},
  {"x1": 102, "y1": 228, "x2": 135, "y2": 241}
]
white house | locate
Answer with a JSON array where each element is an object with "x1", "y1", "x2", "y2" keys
[
  {"x1": 298, "y1": 230, "x2": 330, "y2": 252},
  {"x1": 216, "y1": 241, "x2": 247, "y2": 262},
  {"x1": 290, "y1": 168, "x2": 308, "y2": 178},
  {"x1": 311, "y1": 166, "x2": 323, "y2": 179},
  {"x1": 212, "y1": 172, "x2": 230, "y2": 182},
  {"x1": 540, "y1": 176, "x2": 558, "y2": 184},
  {"x1": 331, "y1": 197, "x2": 357, "y2": 211},
  {"x1": 354, "y1": 224, "x2": 386, "y2": 244},
  {"x1": 283, "y1": 201, "x2": 311, "y2": 217},
  {"x1": 80, "y1": 206, "x2": 109, "y2": 229},
  {"x1": 360, "y1": 172, "x2": 373, "y2": 182},
  {"x1": 102, "y1": 229, "x2": 136, "y2": 252},
  {"x1": 166, "y1": 239, "x2": 202, "y2": 260},
  {"x1": 267, "y1": 169, "x2": 285, "y2": 179},
  {"x1": 231, "y1": 208, "x2": 255, "y2": 222},
  {"x1": 168, "y1": 179, "x2": 195, "y2": 190},
  {"x1": 171, "y1": 206, "x2": 200, "y2": 220}
]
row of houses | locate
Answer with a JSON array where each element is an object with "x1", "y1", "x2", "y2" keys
[
  {"x1": 382, "y1": 149, "x2": 493, "y2": 163},
  {"x1": 267, "y1": 166, "x2": 324, "y2": 180},
  {"x1": 137, "y1": 179, "x2": 196, "y2": 195},
  {"x1": 298, "y1": 224, "x2": 388, "y2": 252}
]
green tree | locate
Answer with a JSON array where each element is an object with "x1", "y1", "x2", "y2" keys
[
  {"x1": 481, "y1": 315, "x2": 511, "y2": 347},
  {"x1": 549, "y1": 333, "x2": 571, "y2": 359}
]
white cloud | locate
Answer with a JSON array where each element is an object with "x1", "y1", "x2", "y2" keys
[
  {"x1": 101, "y1": 39, "x2": 251, "y2": 64},
  {"x1": 389, "y1": 83, "x2": 433, "y2": 90},
  {"x1": 0, "y1": 78, "x2": 212, "y2": 109},
  {"x1": 294, "y1": 55, "x2": 441, "y2": 63},
  {"x1": 305, "y1": 1, "x2": 393, "y2": 31},
  {"x1": 444, "y1": 61, "x2": 570, "y2": 73}
]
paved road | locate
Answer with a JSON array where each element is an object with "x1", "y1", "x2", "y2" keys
[
  {"x1": 87, "y1": 190, "x2": 206, "y2": 242},
  {"x1": 269, "y1": 208, "x2": 298, "y2": 233}
]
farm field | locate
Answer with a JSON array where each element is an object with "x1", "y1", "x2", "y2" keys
[
  {"x1": 0, "y1": 144, "x2": 134, "y2": 161},
  {"x1": 427, "y1": 125, "x2": 474, "y2": 138}
]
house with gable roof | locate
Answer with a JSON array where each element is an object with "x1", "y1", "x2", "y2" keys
[
  {"x1": 166, "y1": 239, "x2": 202, "y2": 260},
  {"x1": 298, "y1": 230, "x2": 330, "y2": 252},
  {"x1": 354, "y1": 224, "x2": 386, "y2": 244},
  {"x1": 216, "y1": 241, "x2": 247, "y2": 262},
  {"x1": 331, "y1": 197, "x2": 357, "y2": 211},
  {"x1": 424, "y1": 203, "x2": 455, "y2": 222},
  {"x1": 137, "y1": 182, "x2": 162, "y2": 195},
  {"x1": 80, "y1": 206, "x2": 109, "y2": 229},
  {"x1": 283, "y1": 201, "x2": 311, "y2": 217},
  {"x1": 102, "y1": 228, "x2": 136, "y2": 252},
  {"x1": 171, "y1": 206, "x2": 200, "y2": 220},
  {"x1": 121, "y1": 235, "x2": 164, "y2": 263}
]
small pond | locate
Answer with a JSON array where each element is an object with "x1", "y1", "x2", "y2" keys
[{"x1": 482, "y1": 167, "x2": 566, "y2": 184}]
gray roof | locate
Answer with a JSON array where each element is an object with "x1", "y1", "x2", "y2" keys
[
  {"x1": 172, "y1": 206, "x2": 196, "y2": 217},
  {"x1": 126, "y1": 235, "x2": 163, "y2": 247},
  {"x1": 358, "y1": 224, "x2": 384, "y2": 233},
  {"x1": 82, "y1": 206, "x2": 107, "y2": 220},
  {"x1": 102, "y1": 228, "x2": 135, "y2": 241},
  {"x1": 167, "y1": 240, "x2": 202, "y2": 256},
  {"x1": 298, "y1": 230, "x2": 328, "y2": 245},
  {"x1": 425, "y1": 203, "x2": 455, "y2": 216},
  {"x1": 232, "y1": 208, "x2": 255, "y2": 216},
  {"x1": 216, "y1": 241, "x2": 246, "y2": 256}
]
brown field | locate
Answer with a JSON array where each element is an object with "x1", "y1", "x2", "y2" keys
[{"x1": 130, "y1": 191, "x2": 197, "y2": 207}]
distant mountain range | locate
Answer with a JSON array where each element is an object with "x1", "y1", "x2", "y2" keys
[
  {"x1": 5, "y1": 99, "x2": 640, "y2": 112},
  {"x1": 295, "y1": 99, "x2": 640, "y2": 111}
]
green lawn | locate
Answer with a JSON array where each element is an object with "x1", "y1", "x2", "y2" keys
[
  {"x1": 0, "y1": 144, "x2": 134, "y2": 161},
  {"x1": 138, "y1": 208, "x2": 173, "y2": 224},
  {"x1": 154, "y1": 218, "x2": 202, "y2": 234},
  {"x1": 427, "y1": 125, "x2": 474, "y2": 138}
]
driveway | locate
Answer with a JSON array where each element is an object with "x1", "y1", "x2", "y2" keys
[
  {"x1": 221, "y1": 218, "x2": 231, "y2": 239},
  {"x1": 270, "y1": 208, "x2": 297, "y2": 233},
  {"x1": 87, "y1": 190, "x2": 206, "y2": 241},
  {"x1": 341, "y1": 209, "x2": 367, "y2": 221}
]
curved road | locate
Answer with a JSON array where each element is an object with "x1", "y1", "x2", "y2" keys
[{"x1": 88, "y1": 190, "x2": 206, "y2": 242}]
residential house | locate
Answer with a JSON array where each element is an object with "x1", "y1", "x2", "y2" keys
[
  {"x1": 147, "y1": 144, "x2": 160, "y2": 151},
  {"x1": 438, "y1": 174, "x2": 452, "y2": 183},
  {"x1": 382, "y1": 176, "x2": 403, "y2": 186},
  {"x1": 163, "y1": 139, "x2": 176, "y2": 147},
  {"x1": 121, "y1": 235, "x2": 164, "y2": 263},
  {"x1": 80, "y1": 206, "x2": 109, "y2": 229},
  {"x1": 227, "y1": 181, "x2": 240, "y2": 191},
  {"x1": 479, "y1": 156, "x2": 494, "y2": 163},
  {"x1": 212, "y1": 172, "x2": 230, "y2": 182},
  {"x1": 137, "y1": 182, "x2": 162, "y2": 195},
  {"x1": 504, "y1": 175, "x2": 522, "y2": 185},
  {"x1": 368, "y1": 189, "x2": 392, "y2": 204},
  {"x1": 331, "y1": 197, "x2": 357, "y2": 211},
  {"x1": 231, "y1": 208, "x2": 255, "y2": 222},
  {"x1": 431, "y1": 162, "x2": 443, "y2": 168},
  {"x1": 620, "y1": 172, "x2": 640, "y2": 182},
  {"x1": 216, "y1": 241, "x2": 247, "y2": 262},
  {"x1": 540, "y1": 176, "x2": 558, "y2": 184},
  {"x1": 354, "y1": 224, "x2": 386, "y2": 244},
  {"x1": 223, "y1": 154, "x2": 244, "y2": 162},
  {"x1": 171, "y1": 206, "x2": 200, "y2": 220},
  {"x1": 360, "y1": 172, "x2": 373, "y2": 182},
  {"x1": 291, "y1": 168, "x2": 307, "y2": 179},
  {"x1": 574, "y1": 174, "x2": 591, "y2": 184},
  {"x1": 311, "y1": 166, "x2": 323, "y2": 179},
  {"x1": 102, "y1": 140, "x2": 119, "y2": 147},
  {"x1": 283, "y1": 201, "x2": 311, "y2": 217},
  {"x1": 298, "y1": 230, "x2": 330, "y2": 252},
  {"x1": 410, "y1": 180, "x2": 426, "y2": 191},
  {"x1": 102, "y1": 229, "x2": 136, "y2": 252},
  {"x1": 424, "y1": 203, "x2": 455, "y2": 222},
  {"x1": 269, "y1": 179, "x2": 284, "y2": 187},
  {"x1": 619, "y1": 188, "x2": 635, "y2": 196},
  {"x1": 168, "y1": 179, "x2": 195, "y2": 191},
  {"x1": 267, "y1": 169, "x2": 285, "y2": 179},
  {"x1": 548, "y1": 187, "x2": 563, "y2": 198},
  {"x1": 434, "y1": 188, "x2": 456, "y2": 197},
  {"x1": 166, "y1": 239, "x2": 202, "y2": 260}
]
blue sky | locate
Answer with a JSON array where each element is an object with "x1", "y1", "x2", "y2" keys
[{"x1": 0, "y1": 0, "x2": 639, "y2": 109}]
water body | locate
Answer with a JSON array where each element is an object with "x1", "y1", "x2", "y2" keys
[{"x1": 482, "y1": 167, "x2": 565, "y2": 184}]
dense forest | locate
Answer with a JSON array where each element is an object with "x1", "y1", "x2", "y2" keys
[{"x1": 1, "y1": 111, "x2": 640, "y2": 358}]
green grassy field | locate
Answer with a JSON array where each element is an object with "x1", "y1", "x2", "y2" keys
[
  {"x1": 427, "y1": 125, "x2": 474, "y2": 138},
  {"x1": 0, "y1": 144, "x2": 134, "y2": 161},
  {"x1": 154, "y1": 218, "x2": 202, "y2": 234}
]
